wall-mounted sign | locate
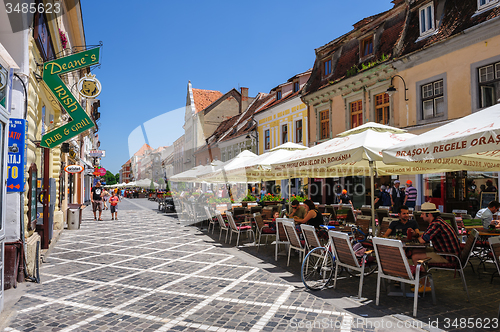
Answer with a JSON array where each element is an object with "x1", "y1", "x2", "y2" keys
[
  {"x1": 64, "y1": 164, "x2": 84, "y2": 174},
  {"x1": 77, "y1": 73, "x2": 101, "y2": 99},
  {"x1": 99, "y1": 167, "x2": 107, "y2": 176},
  {"x1": 7, "y1": 118, "x2": 26, "y2": 192},
  {"x1": 89, "y1": 150, "x2": 105, "y2": 157},
  {"x1": 41, "y1": 47, "x2": 100, "y2": 148}
]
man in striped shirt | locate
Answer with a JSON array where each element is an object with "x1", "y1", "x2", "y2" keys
[{"x1": 404, "y1": 180, "x2": 417, "y2": 210}]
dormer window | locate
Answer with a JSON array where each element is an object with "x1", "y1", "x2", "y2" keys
[
  {"x1": 293, "y1": 81, "x2": 300, "y2": 93},
  {"x1": 419, "y1": 2, "x2": 435, "y2": 36},
  {"x1": 276, "y1": 90, "x2": 282, "y2": 100},
  {"x1": 361, "y1": 36, "x2": 373, "y2": 57},
  {"x1": 478, "y1": 0, "x2": 498, "y2": 11},
  {"x1": 323, "y1": 59, "x2": 332, "y2": 77}
]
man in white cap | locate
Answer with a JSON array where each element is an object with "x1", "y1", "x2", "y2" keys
[{"x1": 413, "y1": 202, "x2": 461, "y2": 264}]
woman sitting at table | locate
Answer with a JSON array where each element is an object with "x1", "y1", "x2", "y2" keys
[{"x1": 293, "y1": 200, "x2": 323, "y2": 230}]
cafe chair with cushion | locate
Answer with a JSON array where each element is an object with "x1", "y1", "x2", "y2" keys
[
  {"x1": 372, "y1": 237, "x2": 436, "y2": 317},
  {"x1": 275, "y1": 218, "x2": 290, "y2": 261},
  {"x1": 329, "y1": 230, "x2": 374, "y2": 299},
  {"x1": 427, "y1": 228, "x2": 479, "y2": 301},
  {"x1": 232, "y1": 206, "x2": 246, "y2": 216},
  {"x1": 215, "y1": 210, "x2": 230, "y2": 243},
  {"x1": 226, "y1": 211, "x2": 254, "y2": 247},
  {"x1": 488, "y1": 236, "x2": 500, "y2": 283},
  {"x1": 204, "y1": 206, "x2": 217, "y2": 234},
  {"x1": 281, "y1": 219, "x2": 306, "y2": 266},
  {"x1": 254, "y1": 212, "x2": 275, "y2": 251}
]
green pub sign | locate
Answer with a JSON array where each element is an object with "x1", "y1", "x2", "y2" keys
[{"x1": 41, "y1": 47, "x2": 100, "y2": 148}]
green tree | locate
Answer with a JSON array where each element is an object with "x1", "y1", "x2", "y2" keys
[
  {"x1": 104, "y1": 170, "x2": 117, "y2": 185},
  {"x1": 115, "y1": 173, "x2": 120, "y2": 184}
]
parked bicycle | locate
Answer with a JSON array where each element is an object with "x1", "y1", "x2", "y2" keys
[{"x1": 301, "y1": 225, "x2": 376, "y2": 291}]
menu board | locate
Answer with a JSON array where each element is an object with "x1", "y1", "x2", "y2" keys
[{"x1": 480, "y1": 192, "x2": 498, "y2": 209}]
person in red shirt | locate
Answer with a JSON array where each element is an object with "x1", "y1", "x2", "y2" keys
[{"x1": 109, "y1": 191, "x2": 120, "y2": 220}]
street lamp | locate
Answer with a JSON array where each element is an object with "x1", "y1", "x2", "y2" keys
[{"x1": 386, "y1": 75, "x2": 408, "y2": 101}]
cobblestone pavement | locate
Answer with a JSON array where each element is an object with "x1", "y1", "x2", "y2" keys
[
  {"x1": 9, "y1": 198, "x2": 497, "y2": 331},
  {"x1": 3, "y1": 199, "x2": 361, "y2": 332}
]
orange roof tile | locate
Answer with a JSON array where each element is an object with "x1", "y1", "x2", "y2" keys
[
  {"x1": 134, "y1": 143, "x2": 153, "y2": 156},
  {"x1": 192, "y1": 88, "x2": 223, "y2": 114}
]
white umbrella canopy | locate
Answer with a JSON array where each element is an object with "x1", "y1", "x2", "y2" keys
[
  {"x1": 383, "y1": 103, "x2": 500, "y2": 171},
  {"x1": 198, "y1": 150, "x2": 258, "y2": 183},
  {"x1": 215, "y1": 142, "x2": 309, "y2": 182},
  {"x1": 170, "y1": 165, "x2": 205, "y2": 182},
  {"x1": 272, "y1": 122, "x2": 440, "y2": 178}
]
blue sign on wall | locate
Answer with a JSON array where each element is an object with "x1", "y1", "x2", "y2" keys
[{"x1": 7, "y1": 118, "x2": 26, "y2": 192}]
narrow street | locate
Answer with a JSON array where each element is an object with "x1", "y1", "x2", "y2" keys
[{"x1": 2, "y1": 199, "x2": 355, "y2": 332}]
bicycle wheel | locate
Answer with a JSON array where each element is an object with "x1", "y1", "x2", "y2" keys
[{"x1": 301, "y1": 247, "x2": 335, "y2": 290}]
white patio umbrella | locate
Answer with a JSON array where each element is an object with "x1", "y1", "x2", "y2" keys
[
  {"x1": 198, "y1": 150, "x2": 258, "y2": 183},
  {"x1": 272, "y1": 122, "x2": 445, "y2": 232},
  {"x1": 170, "y1": 165, "x2": 205, "y2": 182},
  {"x1": 383, "y1": 103, "x2": 500, "y2": 171}
]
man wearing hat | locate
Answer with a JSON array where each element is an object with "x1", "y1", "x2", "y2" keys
[
  {"x1": 404, "y1": 180, "x2": 418, "y2": 210},
  {"x1": 413, "y1": 202, "x2": 461, "y2": 264},
  {"x1": 390, "y1": 180, "x2": 405, "y2": 213},
  {"x1": 339, "y1": 189, "x2": 352, "y2": 205}
]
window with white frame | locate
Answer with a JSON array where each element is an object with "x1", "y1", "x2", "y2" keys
[
  {"x1": 478, "y1": 0, "x2": 498, "y2": 11},
  {"x1": 422, "y1": 79, "x2": 444, "y2": 119},
  {"x1": 478, "y1": 61, "x2": 500, "y2": 108},
  {"x1": 419, "y1": 2, "x2": 435, "y2": 36}
]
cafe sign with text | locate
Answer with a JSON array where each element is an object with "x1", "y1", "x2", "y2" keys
[{"x1": 41, "y1": 47, "x2": 101, "y2": 148}]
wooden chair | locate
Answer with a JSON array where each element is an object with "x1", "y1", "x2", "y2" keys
[
  {"x1": 428, "y1": 228, "x2": 479, "y2": 301},
  {"x1": 488, "y1": 236, "x2": 500, "y2": 283},
  {"x1": 215, "y1": 210, "x2": 229, "y2": 243},
  {"x1": 281, "y1": 219, "x2": 306, "y2": 266},
  {"x1": 372, "y1": 237, "x2": 436, "y2": 317},
  {"x1": 360, "y1": 207, "x2": 372, "y2": 217},
  {"x1": 325, "y1": 205, "x2": 336, "y2": 220},
  {"x1": 204, "y1": 206, "x2": 217, "y2": 234},
  {"x1": 376, "y1": 208, "x2": 390, "y2": 223},
  {"x1": 232, "y1": 206, "x2": 246, "y2": 216},
  {"x1": 262, "y1": 207, "x2": 274, "y2": 220},
  {"x1": 329, "y1": 230, "x2": 372, "y2": 298},
  {"x1": 355, "y1": 215, "x2": 371, "y2": 238},
  {"x1": 254, "y1": 213, "x2": 275, "y2": 251},
  {"x1": 226, "y1": 211, "x2": 254, "y2": 247},
  {"x1": 250, "y1": 206, "x2": 262, "y2": 215},
  {"x1": 301, "y1": 224, "x2": 322, "y2": 252},
  {"x1": 275, "y1": 218, "x2": 290, "y2": 261}
]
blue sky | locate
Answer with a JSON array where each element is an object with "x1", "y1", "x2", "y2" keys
[{"x1": 81, "y1": 0, "x2": 394, "y2": 174}]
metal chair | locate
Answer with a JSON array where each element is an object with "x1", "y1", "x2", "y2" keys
[
  {"x1": 275, "y1": 218, "x2": 290, "y2": 261},
  {"x1": 226, "y1": 211, "x2": 254, "y2": 247},
  {"x1": 254, "y1": 213, "x2": 275, "y2": 251},
  {"x1": 488, "y1": 236, "x2": 500, "y2": 283},
  {"x1": 215, "y1": 210, "x2": 229, "y2": 243},
  {"x1": 301, "y1": 224, "x2": 322, "y2": 252},
  {"x1": 204, "y1": 206, "x2": 217, "y2": 234},
  {"x1": 427, "y1": 228, "x2": 479, "y2": 301},
  {"x1": 329, "y1": 230, "x2": 372, "y2": 298},
  {"x1": 372, "y1": 237, "x2": 436, "y2": 317},
  {"x1": 281, "y1": 219, "x2": 306, "y2": 266}
]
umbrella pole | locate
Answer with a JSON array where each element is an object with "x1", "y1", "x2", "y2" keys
[
  {"x1": 288, "y1": 177, "x2": 292, "y2": 212},
  {"x1": 369, "y1": 161, "x2": 376, "y2": 236}
]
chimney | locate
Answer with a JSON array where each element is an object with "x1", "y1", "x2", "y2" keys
[{"x1": 241, "y1": 87, "x2": 249, "y2": 101}]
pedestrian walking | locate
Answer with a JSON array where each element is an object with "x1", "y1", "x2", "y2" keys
[
  {"x1": 109, "y1": 191, "x2": 120, "y2": 220},
  {"x1": 102, "y1": 189, "x2": 110, "y2": 210},
  {"x1": 91, "y1": 181, "x2": 103, "y2": 221},
  {"x1": 404, "y1": 180, "x2": 417, "y2": 209}
]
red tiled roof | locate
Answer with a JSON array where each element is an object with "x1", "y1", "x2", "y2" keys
[
  {"x1": 400, "y1": 1, "x2": 500, "y2": 56},
  {"x1": 192, "y1": 88, "x2": 223, "y2": 114},
  {"x1": 134, "y1": 144, "x2": 152, "y2": 156}
]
